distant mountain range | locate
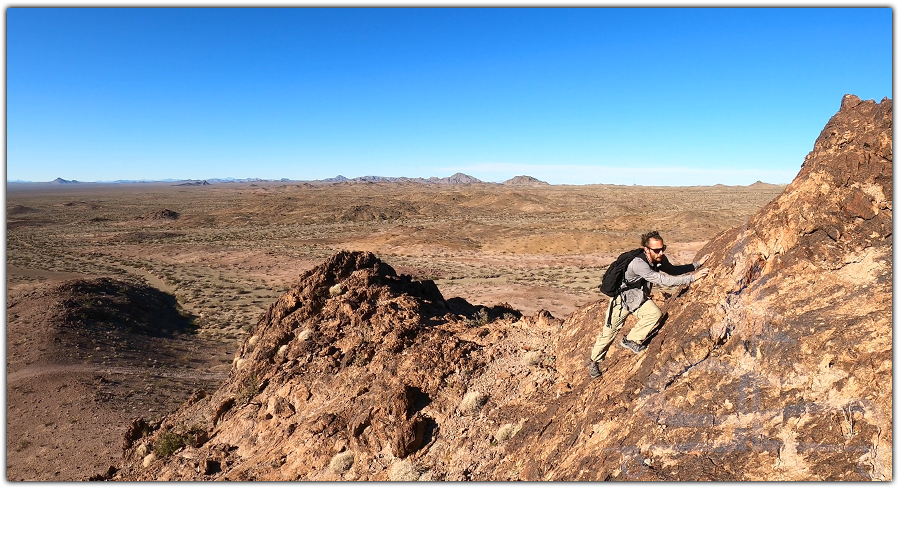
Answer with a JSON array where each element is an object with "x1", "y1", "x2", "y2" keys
[
  {"x1": 7, "y1": 174, "x2": 785, "y2": 188},
  {"x1": 320, "y1": 172, "x2": 484, "y2": 184},
  {"x1": 9, "y1": 173, "x2": 489, "y2": 185}
]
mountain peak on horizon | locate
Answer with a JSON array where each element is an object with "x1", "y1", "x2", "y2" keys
[{"x1": 503, "y1": 175, "x2": 549, "y2": 186}]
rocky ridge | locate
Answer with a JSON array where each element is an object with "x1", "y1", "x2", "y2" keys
[{"x1": 116, "y1": 94, "x2": 891, "y2": 481}]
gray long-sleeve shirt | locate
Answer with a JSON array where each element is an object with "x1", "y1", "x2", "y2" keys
[{"x1": 620, "y1": 254, "x2": 698, "y2": 312}]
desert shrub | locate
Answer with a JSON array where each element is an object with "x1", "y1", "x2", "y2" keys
[
  {"x1": 329, "y1": 283, "x2": 344, "y2": 297},
  {"x1": 357, "y1": 325, "x2": 372, "y2": 342},
  {"x1": 494, "y1": 419, "x2": 527, "y2": 444},
  {"x1": 237, "y1": 371, "x2": 261, "y2": 404},
  {"x1": 465, "y1": 308, "x2": 490, "y2": 327},
  {"x1": 183, "y1": 424, "x2": 209, "y2": 447},
  {"x1": 330, "y1": 450, "x2": 354, "y2": 474},
  {"x1": 417, "y1": 470, "x2": 435, "y2": 482},
  {"x1": 458, "y1": 391, "x2": 487, "y2": 416},
  {"x1": 522, "y1": 351, "x2": 542, "y2": 367},
  {"x1": 154, "y1": 431, "x2": 186, "y2": 457},
  {"x1": 353, "y1": 352, "x2": 369, "y2": 366},
  {"x1": 388, "y1": 460, "x2": 421, "y2": 481}
]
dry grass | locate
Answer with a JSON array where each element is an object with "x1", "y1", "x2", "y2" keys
[
  {"x1": 458, "y1": 391, "x2": 488, "y2": 416},
  {"x1": 388, "y1": 460, "x2": 421, "y2": 481},
  {"x1": 494, "y1": 419, "x2": 527, "y2": 443},
  {"x1": 329, "y1": 450, "x2": 355, "y2": 474},
  {"x1": 522, "y1": 351, "x2": 542, "y2": 367}
]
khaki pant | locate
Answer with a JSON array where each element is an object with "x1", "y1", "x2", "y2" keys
[{"x1": 590, "y1": 296, "x2": 662, "y2": 362}]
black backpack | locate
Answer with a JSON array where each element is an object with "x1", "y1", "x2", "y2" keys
[{"x1": 599, "y1": 248, "x2": 646, "y2": 298}]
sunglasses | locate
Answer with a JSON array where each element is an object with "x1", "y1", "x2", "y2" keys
[{"x1": 647, "y1": 246, "x2": 666, "y2": 254}]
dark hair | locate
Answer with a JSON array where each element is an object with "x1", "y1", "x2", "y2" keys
[{"x1": 641, "y1": 231, "x2": 663, "y2": 248}]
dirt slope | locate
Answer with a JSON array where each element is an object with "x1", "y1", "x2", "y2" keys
[
  {"x1": 115, "y1": 94, "x2": 891, "y2": 481},
  {"x1": 7, "y1": 277, "x2": 231, "y2": 480}
]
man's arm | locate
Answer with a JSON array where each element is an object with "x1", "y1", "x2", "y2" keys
[
  {"x1": 629, "y1": 258, "x2": 695, "y2": 287},
  {"x1": 658, "y1": 256, "x2": 695, "y2": 276}
]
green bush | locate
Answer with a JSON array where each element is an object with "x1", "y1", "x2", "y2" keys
[
  {"x1": 464, "y1": 308, "x2": 490, "y2": 327},
  {"x1": 154, "y1": 431, "x2": 186, "y2": 457}
]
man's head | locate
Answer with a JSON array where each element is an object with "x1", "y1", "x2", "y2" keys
[{"x1": 641, "y1": 230, "x2": 666, "y2": 264}]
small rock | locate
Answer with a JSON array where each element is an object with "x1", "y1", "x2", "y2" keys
[{"x1": 134, "y1": 443, "x2": 149, "y2": 459}]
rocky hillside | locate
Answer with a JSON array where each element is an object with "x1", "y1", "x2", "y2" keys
[
  {"x1": 7, "y1": 277, "x2": 199, "y2": 373},
  {"x1": 503, "y1": 175, "x2": 550, "y2": 186},
  {"x1": 116, "y1": 94, "x2": 891, "y2": 481}
]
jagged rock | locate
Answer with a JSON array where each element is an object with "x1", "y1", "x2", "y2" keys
[{"x1": 123, "y1": 418, "x2": 154, "y2": 451}]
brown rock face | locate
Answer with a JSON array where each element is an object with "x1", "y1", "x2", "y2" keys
[
  {"x1": 503, "y1": 94, "x2": 892, "y2": 481},
  {"x1": 117, "y1": 95, "x2": 891, "y2": 481}
]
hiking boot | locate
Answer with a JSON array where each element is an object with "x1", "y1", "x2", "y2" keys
[
  {"x1": 620, "y1": 338, "x2": 646, "y2": 354},
  {"x1": 588, "y1": 360, "x2": 602, "y2": 379}
]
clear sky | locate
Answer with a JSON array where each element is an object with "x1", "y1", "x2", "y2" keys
[{"x1": 5, "y1": 6, "x2": 893, "y2": 185}]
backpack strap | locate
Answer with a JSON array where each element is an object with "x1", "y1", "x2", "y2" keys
[{"x1": 605, "y1": 250, "x2": 648, "y2": 328}]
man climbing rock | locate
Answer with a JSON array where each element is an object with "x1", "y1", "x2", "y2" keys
[{"x1": 588, "y1": 231, "x2": 709, "y2": 379}]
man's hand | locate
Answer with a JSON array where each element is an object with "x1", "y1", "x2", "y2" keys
[
  {"x1": 693, "y1": 268, "x2": 710, "y2": 280},
  {"x1": 695, "y1": 253, "x2": 711, "y2": 268}
]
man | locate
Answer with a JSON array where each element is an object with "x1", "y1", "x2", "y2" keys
[{"x1": 588, "y1": 231, "x2": 710, "y2": 379}]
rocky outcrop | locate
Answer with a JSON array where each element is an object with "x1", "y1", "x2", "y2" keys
[
  {"x1": 116, "y1": 95, "x2": 891, "y2": 481},
  {"x1": 499, "y1": 94, "x2": 892, "y2": 481},
  {"x1": 117, "y1": 251, "x2": 531, "y2": 480}
]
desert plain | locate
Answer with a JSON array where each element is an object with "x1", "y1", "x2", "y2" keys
[{"x1": 6, "y1": 178, "x2": 785, "y2": 480}]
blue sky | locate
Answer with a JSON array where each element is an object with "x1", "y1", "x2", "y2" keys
[{"x1": 5, "y1": 7, "x2": 893, "y2": 185}]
